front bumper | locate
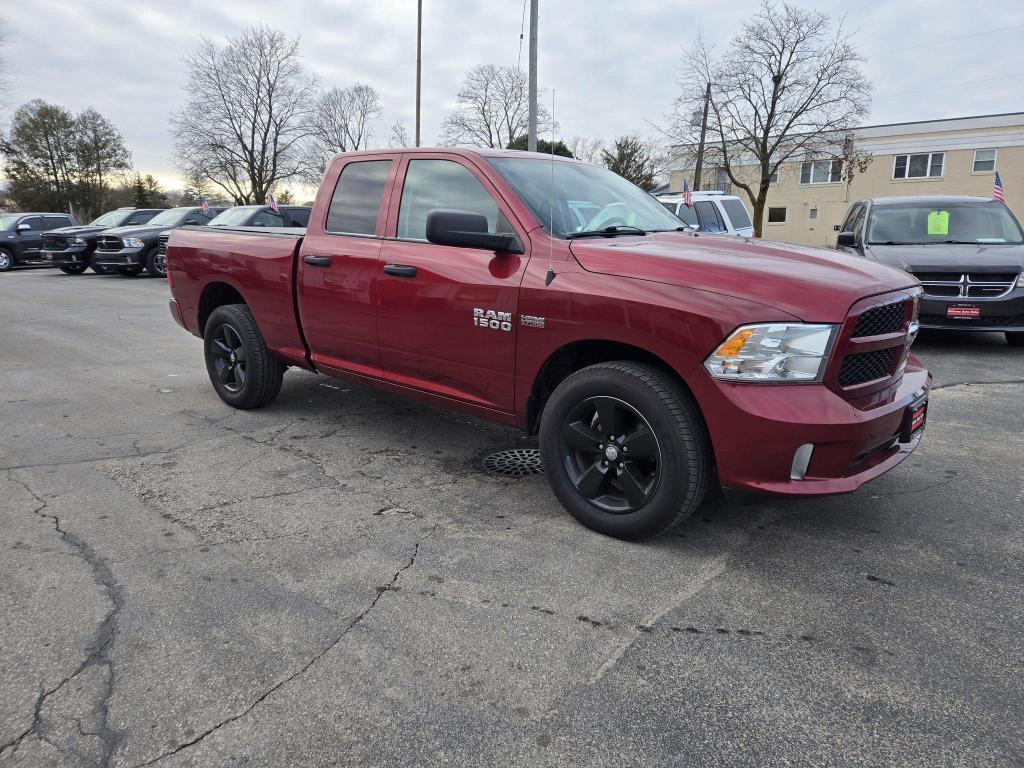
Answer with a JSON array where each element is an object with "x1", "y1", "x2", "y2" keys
[
  {"x1": 43, "y1": 246, "x2": 91, "y2": 266},
  {"x1": 92, "y1": 247, "x2": 145, "y2": 268},
  {"x1": 918, "y1": 288, "x2": 1024, "y2": 332},
  {"x1": 692, "y1": 355, "x2": 931, "y2": 497}
]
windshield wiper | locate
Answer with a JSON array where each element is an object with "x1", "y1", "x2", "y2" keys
[{"x1": 567, "y1": 225, "x2": 647, "y2": 239}]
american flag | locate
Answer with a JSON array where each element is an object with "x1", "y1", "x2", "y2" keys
[
  {"x1": 683, "y1": 179, "x2": 693, "y2": 208},
  {"x1": 993, "y1": 171, "x2": 1005, "y2": 202},
  {"x1": 268, "y1": 193, "x2": 279, "y2": 213},
  {"x1": 201, "y1": 197, "x2": 209, "y2": 215}
]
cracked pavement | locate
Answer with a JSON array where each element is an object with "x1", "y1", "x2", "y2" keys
[{"x1": 1, "y1": 270, "x2": 1023, "y2": 767}]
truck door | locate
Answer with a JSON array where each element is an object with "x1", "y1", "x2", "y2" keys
[
  {"x1": 377, "y1": 155, "x2": 529, "y2": 412},
  {"x1": 297, "y1": 156, "x2": 397, "y2": 377}
]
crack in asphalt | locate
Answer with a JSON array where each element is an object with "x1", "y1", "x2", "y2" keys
[
  {"x1": 131, "y1": 524, "x2": 439, "y2": 768},
  {"x1": 930, "y1": 378, "x2": 1024, "y2": 391},
  {"x1": 1, "y1": 471, "x2": 126, "y2": 767}
]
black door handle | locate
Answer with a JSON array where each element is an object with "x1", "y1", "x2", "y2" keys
[
  {"x1": 303, "y1": 255, "x2": 331, "y2": 267},
  {"x1": 383, "y1": 264, "x2": 417, "y2": 278}
]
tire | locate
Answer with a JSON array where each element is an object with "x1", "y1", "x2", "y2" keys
[
  {"x1": 145, "y1": 246, "x2": 166, "y2": 278},
  {"x1": 113, "y1": 265, "x2": 143, "y2": 277},
  {"x1": 58, "y1": 264, "x2": 89, "y2": 275},
  {"x1": 1007, "y1": 332, "x2": 1024, "y2": 347},
  {"x1": 203, "y1": 304, "x2": 284, "y2": 409},
  {"x1": 539, "y1": 361, "x2": 711, "y2": 540},
  {"x1": 0, "y1": 249, "x2": 13, "y2": 272}
]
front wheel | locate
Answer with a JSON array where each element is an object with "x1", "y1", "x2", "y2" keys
[
  {"x1": 203, "y1": 304, "x2": 284, "y2": 409},
  {"x1": 0, "y1": 249, "x2": 13, "y2": 272},
  {"x1": 58, "y1": 264, "x2": 89, "y2": 275},
  {"x1": 145, "y1": 247, "x2": 166, "y2": 278},
  {"x1": 113, "y1": 265, "x2": 143, "y2": 277},
  {"x1": 540, "y1": 361, "x2": 711, "y2": 540},
  {"x1": 1007, "y1": 332, "x2": 1024, "y2": 347}
]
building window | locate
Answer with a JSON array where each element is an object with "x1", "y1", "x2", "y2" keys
[
  {"x1": 767, "y1": 207, "x2": 787, "y2": 224},
  {"x1": 973, "y1": 149, "x2": 997, "y2": 173},
  {"x1": 809, "y1": 207, "x2": 818, "y2": 220},
  {"x1": 800, "y1": 159, "x2": 841, "y2": 185},
  {"x1": 768, "y1": 168, "x2": 779, "y2": 184},
  {"x1": 893, "y1": 152, "x2": 943, "y2": 179}
]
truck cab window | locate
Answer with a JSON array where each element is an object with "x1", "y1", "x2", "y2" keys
[
  {"x1": 327, "y1": 160, "x2": 392, "y2": 235},
  {"x1": 251, "y1": 210, "x2": 285, "y2": 227},
  {"x1": 397, "y1": 159, "x2": 512, "y2": 241},
  {"x1": 288, "y1": 208, "x2": 310, "y2": 227},
  {"x1": 693, "y1": 201, "x2": 724, "y2": 233}
]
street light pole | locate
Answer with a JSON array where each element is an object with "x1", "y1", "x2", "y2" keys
[
  {"x1": 527, "y1": 0, "x2": 538, "y2": 152},
  {"x1": 693, "y1": 81, "x2": 711, "y2": 191},
  {"x1": 415, "y1": 0, "x2": 422, "y2": 147}
]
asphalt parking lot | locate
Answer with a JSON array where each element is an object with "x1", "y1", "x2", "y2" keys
[{"x1": 1, "y1": 269, "x2": 1023, "y2": 768}]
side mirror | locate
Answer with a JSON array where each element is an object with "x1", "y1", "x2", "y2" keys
[
  {"x1": 425, "y1": 209, "x2": 522, "y2": 253},
  {"x1": 17, "y1": 223, "x2": 31, "y2": 232},
  {"x1": 836, "y1": 232, "x2": 857, "y2": 248},
  {"x1": 833, "y1": 224, "x2": 841, "y2": 232}
]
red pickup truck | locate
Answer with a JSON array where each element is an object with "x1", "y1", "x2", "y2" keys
[{"x1": 166, "y1": 148, "x2": 930, "y2": 539}]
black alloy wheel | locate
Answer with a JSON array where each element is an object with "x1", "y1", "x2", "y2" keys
[
  {"x1": 559, "y1": 396, "x2": 662, "y2": 513},
  {"x1": 203, "y1": 304, "x2": 284, "y2": 409},
  {"x1": 209, "y1": 323, "x2": 248, "y2": 393}
]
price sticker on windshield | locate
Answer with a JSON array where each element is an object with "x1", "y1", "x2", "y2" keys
[{"x1": 927, "y1": 210, "x2": 949, "y2": 236}]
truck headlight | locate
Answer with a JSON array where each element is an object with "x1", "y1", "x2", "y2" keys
[
  {"x1": 704, "y1": 323, "x2": 837, "y2": 382},
  {"x1": 71, "y1": 237, "x2": 86, "y2": 246},
  {"x1": 123, "y1": 237, "x2": 144, "y2": 248},
  {"x1": 1017, "y1": 272, "x2": 1024, "y2": 288}
]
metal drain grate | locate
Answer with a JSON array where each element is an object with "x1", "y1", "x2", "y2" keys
[{"x1": 483, "y1": 448, "x2": 544, "y2": 477}]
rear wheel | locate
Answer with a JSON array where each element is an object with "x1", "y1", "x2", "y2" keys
[
  {"x1": 540, "y1": 361, "x2": 711, "y2": 540},
  {"x1": 58, "y1": 264, "x2": 89, "y2": 275},
  {"x1": 0, "y1": 249, "x2": 13, "y2": 272},
  {"x1": 113, "y1": 265, "x2": 143, "y2": 277},
  {"x1": 1007, "y1": 332, "x2": 1024, "y2": 347},
  {"x1": 204, "y1": 304, "x2": 284, "y2": 409},
  {"x1": 145, "y1": 246, "x2": 166, "y2": 278}
]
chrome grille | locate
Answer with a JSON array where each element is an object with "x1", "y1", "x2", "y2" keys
[
  {"x1": 838, "y1": 347, "x2": 897, "y2": 387},
  {"x1": 852, "y1": 301, "x2": 905, "y2": 338},
  {"x1": 157, "y1": 233, "x2": 170, "y2": 255},
  {"x1": 915, "y1": 272, "x2": 1018, "y2": 299},
  {"x1": 97, "y1": 236, "x2": 122, "y2": 252}
]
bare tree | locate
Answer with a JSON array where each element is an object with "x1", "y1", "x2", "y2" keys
[
  {"x1": 570, "y1": 136, "x2": 606, "y2": 165},
  {"x1": 300, "y1": 83, "x2": 382, "y2": 185},
  {"x1": 441, "y1": 64, "x2": 552, "y2": 148},
  {"x1": 388, "y1": 119, "x2": 411, "y2": 148},
  {"x1": 667, "y1": 2, "x2": 870, "y2": 236},
  {"x1": 838, "y1": 133, "x2": 873, "y2": 201},
  {"x1": 171, "y1": 26, "x2": 317, "y2": 205},
  {"x1": 0, "y1": 18, "x2": 11, "y2": 113}
]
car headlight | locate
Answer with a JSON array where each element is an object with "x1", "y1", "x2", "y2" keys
[
  {"x1": 704, "y1": 323, "x2": 837, "y2": 382},
  {"x1": 71, "y1": 237, "x2": 86, "y2": 246},
  {"x1": 1017, "y1": 272, "x2": 1024, "y2": 288},
  {"x1": 123, "y1": 237, "x2": 144, "y2": 248}
]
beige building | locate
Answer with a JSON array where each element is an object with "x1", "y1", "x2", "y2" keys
[{"x1": 668, "y1": 112, "x2": 1024, "y2": 247}]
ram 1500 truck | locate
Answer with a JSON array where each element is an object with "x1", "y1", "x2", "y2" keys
[
  {"x1": 93, "y1": 206, "x2": 227, "y2": 277},
  {"x1": 42, "y1": 208, "x2": 164, "y2": 274},
  {"x1": 166, "y1": 149, "x2": 931, "y2": 540}
]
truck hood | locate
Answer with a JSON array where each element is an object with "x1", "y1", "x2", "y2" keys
[
  {"x1": 99, "y1": 223, "x2": 181, "y2": 239},
  {"x1": 48, "y1": 224, "x2": 109, "y2": 237},
  {"x1": 864, "y1": 242, "x2": 1024, "y2": 271},
  {"x1": 570, "y1": 232, "x2": 919, "y2": 322}
]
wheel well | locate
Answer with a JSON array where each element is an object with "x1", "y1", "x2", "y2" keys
[
  {"x1": 525, "y1": 340, "x2": 686, "y2": 435},
  {"x1": 198, "y1": 282, "x2": 245, "y2": 334}
]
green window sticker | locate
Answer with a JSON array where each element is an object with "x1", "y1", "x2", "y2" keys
[{"x1": 927, "y1": 210, "x2": 949, "y2": 236}]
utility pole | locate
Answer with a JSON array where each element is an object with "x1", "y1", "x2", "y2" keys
[
  {"x1": 415, "y1": 0, "x2": 422, "y2": 147},
  {"x1": 527, "y1": 0, "x2": 538, "y2": 151},
  {"x1": 693, "y1": 81, "x2": 711, "y2": 190}
]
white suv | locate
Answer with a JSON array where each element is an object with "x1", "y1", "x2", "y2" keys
[{"x1": 656, "y1": 191, "x2": 754, "y2": 237}]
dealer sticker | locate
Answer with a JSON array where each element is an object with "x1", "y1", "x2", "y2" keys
[{"x1": 947, "y1": 305, "x2": 980, "y2": 319}]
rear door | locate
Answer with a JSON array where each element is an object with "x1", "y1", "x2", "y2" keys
[
  {"x1": 297, "y1": 154, "x2": 397, "y2": 377},
  {"x1": 693, "y1": 201, "x2": 726, "y2": 233},
  {"x1": 376, "y1": 153, "x2": 530, "y2": 412}
]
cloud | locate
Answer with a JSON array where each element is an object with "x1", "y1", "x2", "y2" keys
[{"x1": 5, "y1": 0, "x2": 1022, "y2": 189}]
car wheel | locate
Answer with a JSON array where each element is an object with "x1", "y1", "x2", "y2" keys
[
  {"x1": 539, "y1": 361, "x2": 711, "y2": 540},
  {"x1": 145, "y1": 246, "x2": 166, "y2": 278},
  {"x1": 204, "y1": 304, "x2": 284, "y2": 409},
  {"x1": 58, "y1": 264, "x2": 89, "y2": 275},
  {"x1": 1006, "y1": 332, "x2": 1024, "y2": 347},
  {"x1": 0, "y1": 249, "x2": 13, "y2": 272},
  {"x1": 113, "y1": 266, "x2": 143, "y2": 277}
]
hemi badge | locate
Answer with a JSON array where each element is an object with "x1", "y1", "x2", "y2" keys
[{"x1": 520, "y1": 315, "x2": 545, "y2": 328}]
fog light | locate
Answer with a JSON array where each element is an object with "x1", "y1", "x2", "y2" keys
[{"x1": 790, "y1": 443, "x2": 814, "y2": 480}]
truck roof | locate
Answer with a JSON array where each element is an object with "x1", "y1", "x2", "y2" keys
[
  {"x1": 332, "y1": 147, "x2": 587, "y2": 164},
  {"x1": 864, "y1": 195, "x2": 998, "y2": 206}
]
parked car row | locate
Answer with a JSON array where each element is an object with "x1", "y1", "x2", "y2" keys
[{"x1": 0, "y1": 204, "x2": 312, "y2": 277}]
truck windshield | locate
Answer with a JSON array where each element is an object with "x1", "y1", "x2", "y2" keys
[
  {"x1": 146, "y1": 208, "x2": 192, "y2": 227},
  {"x1": 867, "y1": 202, "x2": 1024, "y2": 245},
  {"x1": 91, "y1": 210, "x2": 131, "y2": 227},
  {"x1": 209, "y1": 207, "x2": 259, "y2": 227},
  {"x1": 488, "y1": 157, "x2": 685, "y2": 238}
]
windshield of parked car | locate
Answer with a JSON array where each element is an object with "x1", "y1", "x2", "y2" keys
[
  {"x1": 208, "y1": 207, "x2": 258, "y2": 226},
  {"x1": 146, "y1": 208, "x2": 192, "y2": 227},
  {"x1": 488, "y1": 157, "x2": 685, "y2": 238},
  {"x1": 0, "y1": 214, "x2": 21, "y2": 230},
  {"x1": 91, "y1": 210, "x2": 130, "y2": 227},
  {"x1": 866, "y1": 202, "x2": 1024, "y2": 245}
]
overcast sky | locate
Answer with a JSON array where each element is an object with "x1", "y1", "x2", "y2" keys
[{"x1": 4, "y1": 0, "x2": 1023, "y2": 191}]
